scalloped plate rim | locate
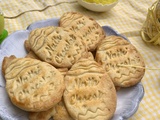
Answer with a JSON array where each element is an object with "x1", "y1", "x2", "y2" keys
[{"x1": 0, "y1": 17, "x2": 144, "y2": 120}]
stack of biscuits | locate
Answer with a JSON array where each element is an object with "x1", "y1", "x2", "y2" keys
[{"x1": 2, "y1": 12, "x2": 145, "y2": 120}]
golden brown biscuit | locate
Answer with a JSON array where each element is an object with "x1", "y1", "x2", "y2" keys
[
  {"x1": 24, "y1": 39, "x2": 31, "y2": 52},
  {"x1": 25, "y1": 51, "x2": 68, "y2": 76},
  {"x1": 25, "y1": 50, "x2": 40, "y2": 60},
  {"x1": 63, "y1": 52, "x2": 117, "y2": 120},
  {"x1": 24, "y1": 27, "x2": 53, "y2": 52},
  {"x1": 26, "y1": 26, "x2": 87, "y2": 68},
  {"x1": 56, "y1": 68, "x2": 68, "y2": 76},
  {"x1": 29, "y1": 100, "x2": 73, "y2": 120},
  {"x1": 95, "y1": 35, "x2": 145, "y2": 87},
  {"x1": 29, "y1": 107, "x2": 55, "y2": 120},
  {"x1": 53, "y1": 100, "x2": 74, "y2": 120},
  {"x1": 2, "y1": 56, "x2": 65, "y2": 112},
  {"x1": 59, "y1": 12, "x2": 106, "y2": 51},
  {"x1": 2, "y1": 55, "x2": 16, "y2": 76}
]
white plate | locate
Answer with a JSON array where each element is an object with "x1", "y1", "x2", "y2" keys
[{"x1": 0, "y1": 18, "x2": 144, "y2": 120}]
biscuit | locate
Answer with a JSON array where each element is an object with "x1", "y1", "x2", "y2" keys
[
  {"x1": 2, "y1": 56, "x2": 65, "y2": 112},
  {"x1": 26, "y1": 26, "x2": 87, "y2": 68},
  {"x1": 95, "y1": 35, "x2": 145, "y2": 87},
  {"x1": 59, "y1": 12, "x2": 106, "y2": 51},
  {"x1": 25, "y1": 50, "x2": 40, "y2": 60},
  {"x1": 24, "y1": 27, "x2": 51, "y2": 52},
  {"x1": 29, "y1": 107, "x2": 55, "y2": 120},
  {"x1": 2, "y1": 55, "x2": 16, "y2": 76},
  {"x1": 24, "y1": 39, "x2": 31, "y2": 52},
  {"x1": 53, "y1": 100, "x2": 74, "y2": 120},
  {"x1": 29, "y1": 99, "x2": 73, "y2": 120},
  {"x1": 63, "y1": 52, "x2": 117, "y2": 120},
  {"x1": 25, "y1": 51, "x2": 68, "y2": 76},
  {"x1": 56, "y1": 67, "x2": 68, "y2": 76}
]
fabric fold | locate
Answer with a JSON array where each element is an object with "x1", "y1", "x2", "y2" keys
[{"x1": 0, "y1": 0, "x2": 76, "y2": 18}]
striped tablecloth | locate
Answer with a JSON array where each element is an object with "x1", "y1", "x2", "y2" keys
[{"x1": 1, "y1": 0, "x2": 160, "y2": 119}]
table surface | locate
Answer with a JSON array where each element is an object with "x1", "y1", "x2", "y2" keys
[{"x1": 1, "y1": 0, "x2": 160, "y2": 119}]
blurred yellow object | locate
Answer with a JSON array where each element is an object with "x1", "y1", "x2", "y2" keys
[
  {"x1": 0, "y1": 11, "x2": 4, "y2": 35},
  {"x1": 141, "y1": 0, "x2": 160, "y2": 45},
  {"x1": 84, "y1": 0, "x2": 117, "y2": 4},
  {"x1": 78, "y1": 0, "x2": 118, "y2": 12},
  {"x1": 0, "y1": 9, "x2": 8, "y2": 44}
]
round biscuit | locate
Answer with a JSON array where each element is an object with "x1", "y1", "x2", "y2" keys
[
  {"x1": 63, "y1": 55, "x2": 117, "y2": 120},
  {"x1": 4, "y1": 57, "x2": 65, "y2": 112},
  {"x1": 95, "y1": 35, "x2": 145, "y2": 87},
  {"x1": 27, "y1": 26, "x2": 87, "y2": 68},
  {"x1": 59, "y1": 12, "x2": 106, "y2": 51}
]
